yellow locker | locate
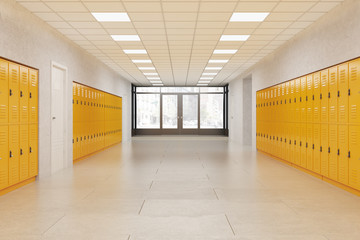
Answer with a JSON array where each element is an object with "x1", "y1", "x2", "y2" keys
[
  {"x1": 328, "y1": 124, "x2": 338, "y2": 181},
  {"x1": 329, "y1": 67, "x2": 338, "y2": 124},
  {"x1": 300, "y1": 77, "x2": 307, "y2": 123},
  {"x1": 306, "y1": 124, "x2": 313, "y2": 171},
  {"x1": 338, "y1": 63, "x2": 349, "y2": 123},
  {"x1": 320, "y1": 69, "x2": 329, "y2": 123},
  {"x1": 349, "y1": 125, "x2": 360, "y2": 190},
  {"x1": 19, "y1": 124, "x2": 29, "y2": 181},
  {"x1": 313, "y1": 123, "x2": 321, "y2": 174},
  {"x1": 285, "y1": 82, "x2": 290, "y2": 123},
  {"x1": 29, "y1": 124, "x2": 38, "y2": 177},
  {"x1": 300, "y1": 123, "x2": 307, "y2": 168},
  {"x1": 19, "y1": 67, "x2": 29, "y2": 124},
  {"x1": 294, "y1": 123, "x2": 301, "y2": 166},
  {"x1": 320, "y1": 124, "x2": 329, "y2": 177},
  {"x1": 338, "y1": 124, "x2": 349, "y2": 185},
  {"x1": 29, "y1": 69, "x2": 38, "y2": 123},
  {"x1": 349, "y1": 59, "x2": 360, "y2": 124},
  {"x1": 0, "y1": 60, "x2": 9, "y2": 124},
  {"x1": 289, "y1": 80, "x2": 295, "y2": 123},
  {"x1": 294, "y1": 78, "x2": 300, "y2": 123},
  {"x1": 306, "y1": 74, "x2": 313, "y2": 123},
  {"x1": 0, "y1": 125, "x2": 9, "y2": 189},
  {"x1": 9, "y1": 63, "x2": 20, "y2": 124},
  {"x1": 313, "y1": 72, "x2": 321, "y2": 123},
  {"x1": 9, "y1": 125, "x2": 19, "y2": 185}
]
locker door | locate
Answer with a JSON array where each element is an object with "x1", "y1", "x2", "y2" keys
[
  {"x1": 300, "y1": 123, "x2": 307, "y2": 168},
  {"x1": 29, "y1": 69, "x2": 38, "y2": 123},
  {"x1": 313, "y1": 123, "x2": 321, "y2": 174},
  {"x1": 295, "y1": 78, "x2": 301, "y2": 123},
  {"x1": 294, "y1": 123, "x2": 301, "y2": 166},
  {"x1": 306, "y1": 74, "x2": 313, "y2": 123},
  {"x1": 72, "y1": 82, "x2": 77, "y2": 122},
  {"x1": 328, "y1": 124, "x2": 338, "y2": 181},
  {"x1": 29, "y1": 124, "x2": 38, "y2": 177},
  {"x1": 329, "y1": 67, "x2": 338, "y2": 124},
  {"x1": 338, "y1": 63, "x2": 349, "y2": 123},
  {"x1": 300, "y1": 77, "x2": 307, "y2": 123},
  {"x1": 19, "y1": 67, "x2": 29, "y2": 124},
  {"x1": 19, "y1": 124, "x2": 29, "y2": 181},
  {"x1": 320, "y1": 69, "x2": 329, "y2": 124},
  {"x1": 349, "y1": 59, "x2": 360, "y2": 124},
  {"x1": 313, "y1": 72, "x2": 321, "y2": 123},
  {"x1": 285, "y1": 82, "x2": 290, "y2": 123},
  {"x1": 320, "y1": 124, "x2": 329, "y2": 177},
  {"x1": 289, "y1": 80, "x2": 295, "y2": 123},
  {"x1": 338, "y1": 124, "x2": 349, "y2": 185},
  {"x1": 9, "y1": 125, "x2": 19, "y2": 185},
  {"x1": 349, "y1": 125, "x2": 360, "y2": 190},
  {"x1": 0, "y1": 60, "x2": 9, "y2": 124},
  {"x1": 0, "y1": 126, "x2": 9, "y2": 189},
  {"x1": 306, "y1": 124, "x2": 313, "y2": 171},
  {"x1": 9, "y1": 63, "x2": 20, "y2": 124}
]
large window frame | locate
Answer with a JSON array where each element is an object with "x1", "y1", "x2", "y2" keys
[{"x1": 132, "y1": 85, "x2": 229, "y2": 136}]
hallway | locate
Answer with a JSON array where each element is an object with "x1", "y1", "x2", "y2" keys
[{"x1": 0, "y1": 137, "x2": 360, "y2": 239}]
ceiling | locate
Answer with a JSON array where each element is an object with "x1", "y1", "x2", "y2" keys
[{"x1": 16, "y1": 0, "x2": 344, "y2": 86}]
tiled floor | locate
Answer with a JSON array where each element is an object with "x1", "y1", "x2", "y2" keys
[{"x1": 1, "y1": 136, "x2": 360, "y2": 240}]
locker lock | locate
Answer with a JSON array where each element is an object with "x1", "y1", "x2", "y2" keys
[{"x1": 20, "y1": 149, "x2": 23, "y2": 155}]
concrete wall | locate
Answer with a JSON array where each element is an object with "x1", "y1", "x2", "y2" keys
[
  {"x1": 0, "y1": 0, "x2": 131, "y2": 177},
  {"x1": 229, "y1": 0, "x2": 360, "y2": 147}
]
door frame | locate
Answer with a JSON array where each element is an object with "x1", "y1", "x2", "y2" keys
[{"x1": 50, "y1": 61, "x2": 70, "y2": 174}]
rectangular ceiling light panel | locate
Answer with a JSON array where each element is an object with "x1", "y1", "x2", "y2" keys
[
  {"x1": 92, "y1": 12, "x2": 131, "y2": 22},
  {"x1": 202, "y1": 73, "x2": 217, "y2": 76},
  {"x1": 213, "y1": 49, "x2": 238, "y2": 54},
  {"x1": 220, "y1": 35, "x2": 250, "y2": 41},
  {"x1": 230, "y1": 12, "x2": 269, "y2": 22},
  {"x1": 139, "y1": 67, "x2": 155, "y2": 70},
  {"x1": 112, "y1": 35, "x2": 140, "y2": 41},
  {"x1": 209, "y1": 59, "x2": 229, "y2": 63},
  {"x1": 132, "y1": 59, "x2": 152, "y2": 63},
  {"x1": 205, "y1": 67, "x2": 222, "y2": 70},
  {"x1": 124, "y1": 49, "x2": 147, "y2": 54}
]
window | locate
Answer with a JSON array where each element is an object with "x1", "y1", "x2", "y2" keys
[
  {"x1": 200, "y1": 94, "x2": 223, "y2": 129},
  {"x1": 136, "y1": 94, "x2": 160, "y2": 128}
]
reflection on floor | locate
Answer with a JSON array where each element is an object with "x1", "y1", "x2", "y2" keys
[{"x1": 1, "y1": 136, "x2": 360, "y2": 240}]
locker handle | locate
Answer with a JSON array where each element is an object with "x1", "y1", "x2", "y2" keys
[
  {"x1": 328, "y1": 92, "x2": 330, "y2": 98},
  {"x1": 300, "y1": 97, "x2": 302, "y2": 102},
  {"x1": 10, "y1": 89, "x2": 12, "y2": 96},
  {"x1": 320, "y1": 94, "x2": 322, "y2": 100},
  {"x1": 294, "y1": 140, "x2": 296, "y2": 145},
  {"x1": 312, "y1": 144, "x2": 314, "y2": 150},
  {"x1": 328, "y1": 147, "x2": 330, "y2": 153},
  {"x1": 300, "y1": 141, "x2": 302, "y2": 147},
  {"x1": 337, "y1": 149, "x2": 340, "y2": 156},
  {"x1": 312, "y1": 95, "x2": 314, "y2": 100},
  {"x1": 348, "y1": 151, "x2": 351, "y2": 158},
  {"x1": 337, "y1": 91, "x2": 340, "y2": 97},
  {"x1": 20, "y1": 149, "x2": 23, "y2": 155},
  {"x1": 306, "y1": 143, "x2": 308, "y2": 148},
  {"x1": 10, "y1": 151, "x2": 12, "y2": 158},
  {"x1": 294, "y1": 98, "x2": 296, "y2": 103},
  {"x1": 29, "y1": 147, "x2": 32, "y2": 153},
  {"x1": 20, "y1": 91, "x2": 23, "y2": 97},
  {"x1": 289, "y1": 140, "x2": 291, "y2": 145},
  {"x1": 77, "y1": 138, "x2": 79, "y2": 142},
  {"x1": 320, "y1": 146, "x2": 322, "y2": 152},
  {"x1": 348, "y1": 89, "x2": 351, "y2": 96},
  {"x1": 29, "y1": 92, "x2": 32, "y2": 98},
  {"x1": 306, "y1": 96, "x2": 308, "y2": 101}
]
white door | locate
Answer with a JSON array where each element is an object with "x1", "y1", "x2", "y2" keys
[{"x1": 51, "y1": 64, "x2": 66, "y2": 174}]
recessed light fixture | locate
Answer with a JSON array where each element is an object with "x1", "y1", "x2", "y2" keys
[
  {"x1": 197, "y1": 84, "x2": 208, "y2": 86},
  {"x1": 112, "y1": 35, "x2": 140, "y2": 41},
  {"x1": 147, "y1": 77, "x2": 160, "y2": 80},
  {"x1": 91, "y1": 12, "x2": 131, "y2": 22},
  {"x1": 200, "y1": 77, "x2": 214, "y2": 80},
  {"x1": 220, "y1": 35, "x2": 250, "y2": 41},
  {"x1": 209, "y1": 60, "x2": 229, "y2": 63},
  {"x1": 139, "y1": 67, "x2": 155, "y2": 70},
  {"x1": 213, "y1": 49, "x2": 238, "y2": 54},
  {"x1": 123, "y1": 49, "x2": 147, "y2": 54},
  {"x1": 230, "y1": 12, "x2": 269, "y2": 22},
  {"x1": 132, "y1": 59, "x2": 152, "y2": 63},
  {"x1": 153, "y1": 84, "x2": 164, "y2": 86},
  {"x1": 150, "y1": 81, "x2": 162, "y2": 84},
  {"x1": 205, "y1": 67, "x2": 222, "y2": 70},
  {"x1": 143, "y1": 73, "x2": 158, "y2": 76},
  {"x1": 198, "y1": 81, "x2": 211, "y2": 84},
  {"x1": 202, "y1": 73, "x2": 217, "y2": 76}
]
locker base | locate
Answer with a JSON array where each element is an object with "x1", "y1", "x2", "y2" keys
[
  {"x1": 0, "y1": 177, "x2": 36, "y2": 196},
  {"x1": 73, "y1": 141, "x2": 122, "y2": 163},
  {"x1": 257, "y1": 149, "x2": 360, "y2": 197}
]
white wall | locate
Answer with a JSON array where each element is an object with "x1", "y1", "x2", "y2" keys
[
  {"x1": 0, "y1": 0, "x2": 132, "y2": 177},
  {"x1": 229, "y1": 0, "x2": 360, "y2": 147}
]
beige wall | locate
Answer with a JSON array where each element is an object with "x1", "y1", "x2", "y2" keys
[
  {"x1": 0, "y1": 0, "x2": 132, "y2": 177},
  {"x1": 229, "y1": 0, "x2": 360, "y2": 147}
]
